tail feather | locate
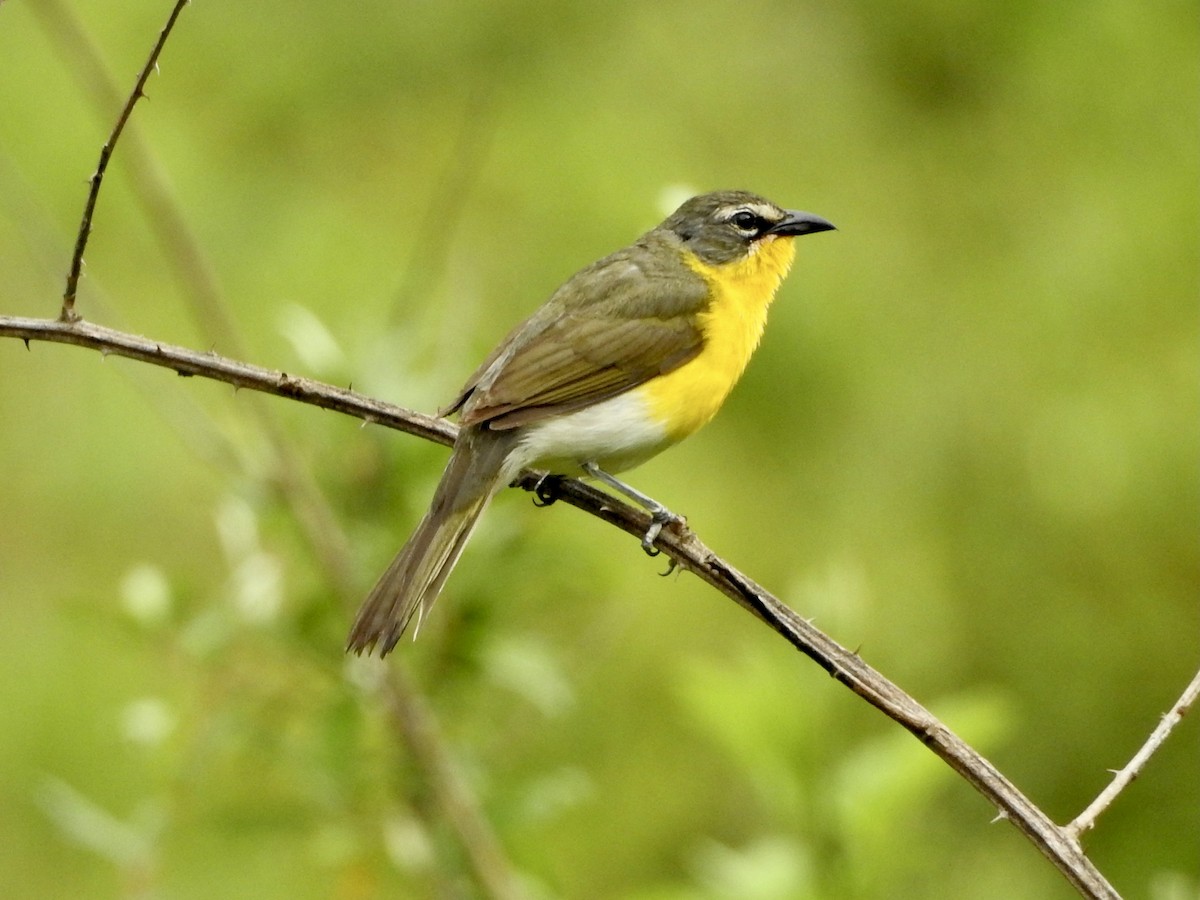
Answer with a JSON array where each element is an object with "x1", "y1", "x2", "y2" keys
[{"x1": 347, "y1": 428, "x2": 517, "y2": 656}]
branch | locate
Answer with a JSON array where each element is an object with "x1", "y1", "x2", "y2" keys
[
  {"x1": 0, "y1": 315, "x2": 452, "y2": 447},
  {"x1": 33, "y1": 0, "x2": 247, "y2": 351},
  {"x1": 1066, "y1": 666, "x2": 1200, "y2": 839},
  {"x1": 59, "y1": 0, "x2": 190, "y2": 322},
  {"x1": 34, "y1": 5, "x2": 523, "y2": 890},
  {"x1": 35, "y1": 0, "x2": 365, "y2": 594},
  {"x1": 0, "y1": 314, "x2": 530, "y2": 893},
  {"x1": 0, "y1": 314, "x2": 1123, "y2": 900},
  {"x1": 382, "y1": 670, "x2": 526, "y2": 900}
]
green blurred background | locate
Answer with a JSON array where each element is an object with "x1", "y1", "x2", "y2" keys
[{"x1": 0, "y1": 1, "x2": 1196, "y2": 898}]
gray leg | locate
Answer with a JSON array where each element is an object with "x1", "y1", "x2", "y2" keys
[{"x1": 582, "y1": 462, "x2": 683, "y2": 554}]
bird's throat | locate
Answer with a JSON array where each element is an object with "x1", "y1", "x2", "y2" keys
[{"x1": 639, "y1": 237, "x2": 797, "y2": 442}]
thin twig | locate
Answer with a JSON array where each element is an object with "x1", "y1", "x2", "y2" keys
[
  {"x1": 33, "y1": 0, "x2": 244, "y2": 351},
  {"x1": 0, "y1": 314, "x2": 1126, "y2": 900},
  {"x1": 37, "y1": 0, "x2": 357, "y2": 593},
  {"x1": 382, "y1": 670, "x2": 527, "y2": 900},
  {"x1": 0, "y1": 315, "x2": 452, "y2": 445},
  {"x1": 59, "y1": 0, "x2": 190, "y2": 322},
  {"x1": 0, "y1": 315, "x2": 525, "y2": 896},
  {"x1": 21, "y1": 3, "x2": 514, "y2": 854},
  {"x1": 33, "y1": 14, "x2": 517, "y2": 885},
  {"x1": 1066, "y1": 667, "x2": 1200, "y2": 839}
]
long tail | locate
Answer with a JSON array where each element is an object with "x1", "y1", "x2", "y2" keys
[{"x1": 347, "y1": 428, "x2": 518, "y2": 656}]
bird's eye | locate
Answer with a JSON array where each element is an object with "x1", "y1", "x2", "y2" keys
[{"x1": 729, "y1": 210, "x2": 762, "y2": 234}]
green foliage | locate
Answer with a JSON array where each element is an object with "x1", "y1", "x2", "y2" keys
[{"x1": 0, "y1": 1, "x2": 1196, "y2": 898}]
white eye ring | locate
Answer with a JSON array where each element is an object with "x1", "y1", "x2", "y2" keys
[{"x1": 729, "y1": 210, "x2": 762, "y2": 235}]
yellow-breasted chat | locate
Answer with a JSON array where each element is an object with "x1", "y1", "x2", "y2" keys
[{"x1": 348, "y1": 190, "x2": 834, "y2": 655}]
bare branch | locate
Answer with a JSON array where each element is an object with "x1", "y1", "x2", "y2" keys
[
  {"x1": 1066, "y1": 667, "x2": 1200, "y2": 840},
  {"x1": 17, "y1": 3, "x2": 520, "y2": 874},
  {"x1": 0, "y1": 313, "x2": 1123, "y2": 900},
  {"x1": 0, "y1": 315, "x2": 453, "y2": 446},
  {"x1": 382, "y1": 670, "x2": 528, "y2": 900},
  {"x1": 22, "y1": 8, "x2": 1134, "y2": 897},
  {"x1": 36, "y1": 0, "x2": 367, "y2": 593},
  {"x1": 0, "y1": 315, "x2": 528, "y2": 892},
  {"x1": 34, "y1": 0, "x2": 246, "y2": 352},
  {"x1": 59, "y1": 0, "x2": 190, "y2": 322}
]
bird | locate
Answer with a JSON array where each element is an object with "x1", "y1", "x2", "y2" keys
[{"x1": 348, "y1": 190, "x2": 834, "y2": 655}]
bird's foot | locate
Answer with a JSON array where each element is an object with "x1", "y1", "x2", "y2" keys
[
  {"x1": 641, "y1": 505, "x2": 685, "y2": 556},
  {"x1": 531, "y1": 473, "x2": 563, "y2": 508}
]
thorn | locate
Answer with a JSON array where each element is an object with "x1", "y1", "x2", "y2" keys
[
  {"x1": 22, "y1": 339, "x2": 30, "y2": 351},
  {"x1": 990, "y1": 810, "x2": 1009, "y2": 824}
]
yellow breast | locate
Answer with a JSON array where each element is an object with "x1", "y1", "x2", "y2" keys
[{"x1": 640, "y1": 236, "x2": 797, "y2": 441}]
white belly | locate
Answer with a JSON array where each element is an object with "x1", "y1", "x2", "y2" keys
[{"x1": 502, "y1": 390, "x2": 670, "y2": 481}]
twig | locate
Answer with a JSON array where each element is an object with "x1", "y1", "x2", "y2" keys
[
  {"x1": 40, "y1": 4, "x2": 514, "y2": 874},
  {"x1": 1, "y1": 316, "x2": 526, "y2": 894},
  {"x1": 0, "y1": 313, "x2": 1125, "y2": 900},
  {"x1": 59, "y1": 0, "x2": 190, "y2": 322},
  {"x1": 36, "y1": 0, "x2": 362, "y2": 593},
  {"x1": 382, "y1": 670, "x2": 527, "y2": 900},
  {"x1": 22, "y1": 0, "x2": 514, "y2": 853},
  {"x1": 23, "y1": 3, "x2": 516, "y2": 875},
  {"x1": 34, "y1": 0, "x2": 244, "y2": 351},
  {"x1": 0, "y1": 315, "x2": 453, "y2": 448},
  {"x1": 1066, "y1": 667, "x2": 1200, "y2": 839}
]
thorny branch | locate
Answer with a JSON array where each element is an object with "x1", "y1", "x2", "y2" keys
[
  {"x1": 59, "y1": 0, "x2": 190, "y2": 322},
  {"x1": 1066, "y1": 667, "x2": 1200, "y2": 840},
  {"x1": 8, "y1": 312, "x2": 1193, "y2": 900},
  {"x1": 36, "y1": 1, "x2": 524, "y2": 894},
  {"x1": 6, "y1": 1, "x2": 1193, "y2": 897}
]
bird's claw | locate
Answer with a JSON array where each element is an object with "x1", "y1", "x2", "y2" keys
[
  {"x1": 641, "y1": 521, "x2": 663, "y2": 555},
  {"x1": 532, "y1": 474, "x2": 562, "y2": 508},
  {"x1": 640, "y1": 508, "x2": 684, "y2": 556}
]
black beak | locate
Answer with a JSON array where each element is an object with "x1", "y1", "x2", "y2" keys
[{"x1": 768, "y1": 210, "x2": 836, "y2": 237}]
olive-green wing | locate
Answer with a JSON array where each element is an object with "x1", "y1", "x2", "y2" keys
[{"x1": 448, "y1": 244, "x2": 709, "y2": 430}]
